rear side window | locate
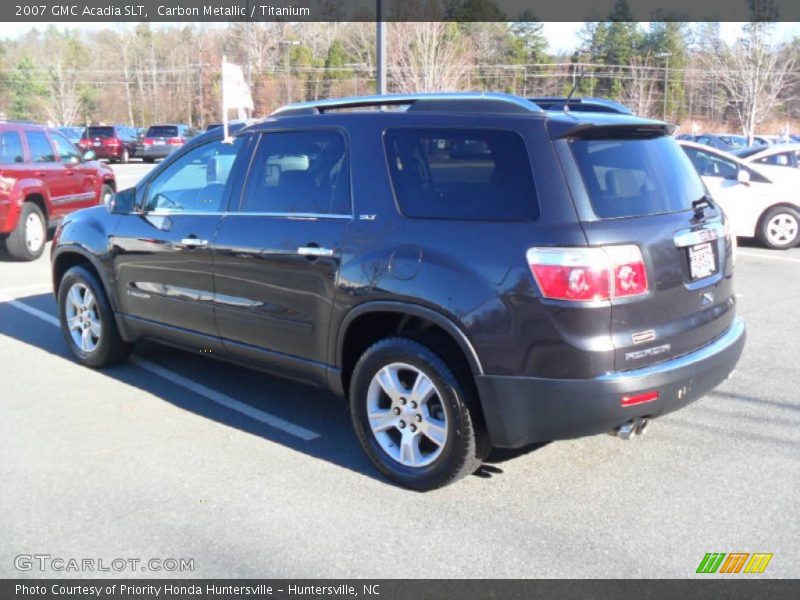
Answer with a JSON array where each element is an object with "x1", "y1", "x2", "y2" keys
[
  {"x1": 384, "y1": 128, "x2": 539, "y2": 221},
  {"x1": 85, "y1": 127, "x2": 115, "y2": 138},
  {"x1": 147, "y1": 126, "x2": 178, "y2": 138},
  {"x1": 0, "y1": 131, "x2": 24, "y2": 164},
  {"x1": 26, "y1": 131, "x2": 55, "y2": 163},
  {"x1": 570, "y1": 137, "x2": 705, "y2": 219},
  {"x1": 238, "y1": 130, "x2": 351, "y2": 216}
]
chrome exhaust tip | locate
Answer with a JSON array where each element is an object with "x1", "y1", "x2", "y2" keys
[
  {"x1": 613, "y1": 417, "x2": 649, "y2": 440},
  {"x1": 615, "y1": 421, "x2": 636, "y2": 440}
]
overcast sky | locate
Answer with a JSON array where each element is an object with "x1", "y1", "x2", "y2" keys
[{"x1": 0, "y1": 21, "x2": 797, "y2": 54}]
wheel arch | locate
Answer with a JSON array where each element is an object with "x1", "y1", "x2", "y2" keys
[{"x1": 334, "y1": 301, "x2": 483, "y2": 397}]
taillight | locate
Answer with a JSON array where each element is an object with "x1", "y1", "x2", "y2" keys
[
  {"x1": 527, "y1": 245, "x2": 648, "y2": 302},
  {"x1": 143, "y1": 138, "x2": 154, "y2": 146},
  {"x1": 167, "y1": 137, "x2": 183, "y2": 145},
  {"x1": 103, "y1": 138, "x2": 120, "y2": 147},
  {"x1": 621, "y1": 390, "x2": 659, "y2": 407}
]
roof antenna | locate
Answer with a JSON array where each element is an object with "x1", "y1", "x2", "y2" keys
[{"x1": 564, "y1": 67, "x2": 587, "y2": 112}]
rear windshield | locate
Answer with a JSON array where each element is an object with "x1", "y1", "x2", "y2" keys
[
  {"x1": 570, "y1": 136, "x2": 705, "y2": 219},
  {"x1": 383, "y1": 128, "x2": 539, "y2": 221},
  {"x1": 85, "y1": 126, "x2": 114, "y2": 138},
  {"x1": 147, "y1": 126, "x2": 179, "y2": 138}
]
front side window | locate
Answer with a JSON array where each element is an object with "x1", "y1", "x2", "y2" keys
[
  {"x1": 26, "y1": 131, "x2": 55, "y2": 163},
  {"x1": 238, "y1": 130, "x2": 351, "y2": 215},
  {"x1": 0, "y1": 131, "x2": 24, "y2": 164},
  {"x1": 50, "y1": 132, "x2": 82, "y2": 163},
  {"x1": 383, "y1": 128, "x2": 539, "y2": 221},
  {"x1": 144, "y1": 137, "x2": 245, "y2": 213}
]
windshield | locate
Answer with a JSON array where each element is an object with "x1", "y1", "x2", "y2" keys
[
  {"x1": 570, "y1": 136, "x2": 706, "y2": 219},
  {"x1": 85, "y1": 127, "x2": 114, "y2": 138},
  {"x1": 147, "y1": 126, "x2": 179, "y2": 138}
]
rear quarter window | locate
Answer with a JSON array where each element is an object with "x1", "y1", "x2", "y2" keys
[
  {"x1": 570, "y1": 136, "x2": 705, "y2": 219},
  {"x1": 0, "y1": 131, "x2": 24, "y2": 164},
  {"x1": 383, "y1": 128, "x2": 539, "y2": 221}
]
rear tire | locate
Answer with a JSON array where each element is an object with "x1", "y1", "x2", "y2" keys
[
  {"x1": 349, "y1": 337, "x2": 485, "y2": 491},
  {"x1": 58, "y1": 266, "x2": 131, "y2": 368},
  {"x1": 5, "y1": 202, "x2": 46, "y2": 261},
  {"x1": 143, "y1": 157, "x2": 154, "y2": 164},
  {"x1": 120, "y1": 149, "x2": 129, "y2": 164},
  {"x1": 758, "y1": 206, "x2": 800, "y2": 249}
]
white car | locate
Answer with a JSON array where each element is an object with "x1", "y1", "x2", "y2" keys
[
  {"x1": 679, "y1": 141, "x2": 800, "y2": 249},
  {"x1": 733, "y1": 143, "x2": 800, "y2": 184}
]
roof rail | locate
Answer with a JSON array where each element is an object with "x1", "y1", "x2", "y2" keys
[
  {"x1": 271, "y1": 93, "x2": 544, "y2": 117},
  {"x1": 529, "y1": 97, "x2": 632, "y2": 115}
]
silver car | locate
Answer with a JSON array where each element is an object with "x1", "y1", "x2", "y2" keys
[{"x1": 141, "y1": 124, "x2": 197, "y2": 162}]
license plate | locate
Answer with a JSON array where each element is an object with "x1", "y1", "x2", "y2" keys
[
  {"x1": 93, "y1": 141, "x2": 101, "y2": 146},
  {"x1": 688, "y1": 242, "x2": 716, "y2": 280}
]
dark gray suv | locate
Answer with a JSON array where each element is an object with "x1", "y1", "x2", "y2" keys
[{"x1": 51, "y1": 93, "x2": 745, "y2": 490}]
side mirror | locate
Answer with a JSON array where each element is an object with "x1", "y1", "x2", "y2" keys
[
  {"x1": 737, "y1": 169, "x2": 751, "y2": 186},
  {"x1": 82, "y1": 150, "x2": 96, "y2": 161},
  {"x1": 108, "y1": 187, "x2": 135, "y2": 214}
]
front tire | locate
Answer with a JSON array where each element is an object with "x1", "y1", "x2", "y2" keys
[
  {"x1": 758, "y1": 206, "x2": 800, "y2": 249},
  {"x1": 58, "y1": 266, "x2": 131, "y2": 368},
  {"x1": 349, "y1": 337, "x2": 485, "y2": 491},
  {"x1": 5, "y1": 202, "x2": 46, "y2": 261}
]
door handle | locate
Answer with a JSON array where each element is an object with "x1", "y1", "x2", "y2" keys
[
  {"x1": 297, "y1": 246, "x2": 334, "y2": 257},
  {"x1": 180, "y1": 238, "x2": 208, "y2": 247}
]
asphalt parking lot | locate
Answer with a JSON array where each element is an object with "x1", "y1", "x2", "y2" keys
[{"x1": 1, "y1": 162, "x2": 798, "y2": 578}]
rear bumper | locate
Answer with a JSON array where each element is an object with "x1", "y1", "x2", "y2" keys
[
  {"x1": 142, "y1": 145, "x2": 176, "y2": 159},
  {"x1": 475, "y1": 316, "x2": 746, "y2": 448},
  {"x1": 84, "y1": 146, "x2": 124, "y2": 159}
]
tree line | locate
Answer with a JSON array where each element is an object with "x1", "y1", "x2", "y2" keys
[{"x1": 0, "y1": 14, "x2": 797, "y2": 140}]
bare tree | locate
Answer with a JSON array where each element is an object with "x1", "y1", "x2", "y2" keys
[
  {"x1": 47, "y1": 58, "x2": 82, "y2": 125},
  {"x1": 620, "y1": 55, "x2": 659, "y2": 118},
  {"x1": 388, "y1": 22, "x2": 472, "y2": 92},
  {"x1": 710, "y1": 23, "x2": 796, "y2": 144}
]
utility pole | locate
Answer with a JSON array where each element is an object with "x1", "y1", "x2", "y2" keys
[
  {"x1": 376, "y1": 0, "x2": 386, "y2": 95},
  {"x1": 280, "y1": 40, "x2": 300, "y2": 104},
  {"x1": 657, "y1": 52, "x2": 671, "y2": 120}
]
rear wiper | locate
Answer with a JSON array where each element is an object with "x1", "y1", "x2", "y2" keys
[{"x1": 692, "y1": 195, "x2": 714, "y2": 217}]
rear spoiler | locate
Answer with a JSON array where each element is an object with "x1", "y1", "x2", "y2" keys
[{"x1": 552, "y1": 122, "x2": 677, "y2": 140}]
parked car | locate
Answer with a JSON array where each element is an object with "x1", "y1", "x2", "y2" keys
[
  {"x1": 78, "y1": 125, "x2": 138, "y2": 163},
  {"x1": 0, "y1": 122, "x2": 115, "y2": 260},
  {"x1": 732, "y1": 143, "x2": 800, "y2": 183},
  {"x1": 141, "y1": 124, "x2": 197, "y2": 162},
  {"x1": 51, "y1": 93, "x2": 745, "y2": 490},
  {"x1": 57, "y1": 126, "x2": 84, "y2": 145},
  {"x1": 694, "y1": 133, "x2": 749, "y2": 151},
  {"x1": 680, "y1": 140, "x2": 800, "y2": 249}
]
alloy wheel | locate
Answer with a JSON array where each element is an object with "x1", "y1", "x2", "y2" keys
[
  {"x1": 766, "y1": 213, "x2": 798, "y2": 247},
  {"x1": 25, "y1": 212, "x2": 45, "y2": 253},
  {"x1": 366, "y1": 362, "x2": 449, "y2": 468},
  {"x1": 64, "y1": 283, "x2": 102, "y2": 353}
]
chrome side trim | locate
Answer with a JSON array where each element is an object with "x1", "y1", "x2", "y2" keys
[
  {"x1": 673, "y1": 222, "x2": 725, "y2": 248},
  {"x1": 143, "y1": 210, "x2": 352, "y2": 220},
  {"x1": 51, "y1": 192, "x2": 96, "y2": 205},
  {"x1": 597, "y1": 317, "x2": 745, "y2": 382}
]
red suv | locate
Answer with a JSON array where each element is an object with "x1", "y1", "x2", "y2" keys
[
  {"x1": 78, "y1": 125, "x2": 138, "y2": 163},
  {"x1": 0, "y1": 122, "x2": 115, "y2": 261}
]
